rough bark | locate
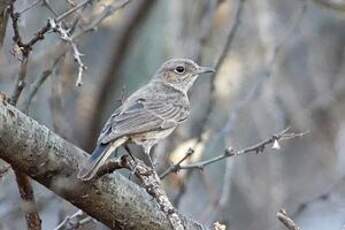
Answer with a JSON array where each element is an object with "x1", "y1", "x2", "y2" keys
[{"x1": 0, "y1": 93, "x2": 206, "y2": 230}]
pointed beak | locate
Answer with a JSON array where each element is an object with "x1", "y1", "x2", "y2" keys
[{"x1": 195, "y1": 66, "x2": 215, "y2": 75}]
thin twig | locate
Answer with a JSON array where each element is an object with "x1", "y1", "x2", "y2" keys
[
  {"x1": 49, "y1": 19, "x2": 86, "y2": 86},
  {"x1": 10, "y1": 57, "x2": 29, "y2": 105},
  {"x1": 54, "y1": 210, "x2": 94, "y2": 230},
  {"x1": 277, "y1": 209, "x2": 301, "y2": 230},
  {"x1": 160, "y1": 148, "x2": 194, "y2": 179},
  {"x1": 18, "y1": 0, "x2": 42, "y2": 15},
  {"x1": 73, "y1": 0, "x2": 131, "y2": 39},
  {"x1": 172, "y1": 128, "x2": 307, "y2": 171},
  {"x1": 55, "y1": 0, "x2": 93, "y2": 23}
]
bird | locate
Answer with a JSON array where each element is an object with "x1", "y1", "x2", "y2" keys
[{"x1": 78, "y1": 58, "x2": 214, "y2": 181}]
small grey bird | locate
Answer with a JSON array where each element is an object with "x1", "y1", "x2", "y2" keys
[{"x1": 78, "y1": 58, "x2": 214, "y2": 180}]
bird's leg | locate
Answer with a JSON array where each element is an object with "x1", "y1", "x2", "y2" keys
[
  {"x1": 123, "y1": 144, "x2": 138, "y2": 180},
  {"x1": 124, "y1": 144, "x2": 137, "y2": 162},
  {"x1": 144, "y1": 145, "x2": 157, "y2": 171}
]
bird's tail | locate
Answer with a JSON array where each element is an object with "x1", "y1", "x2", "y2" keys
[{"x1": 78, "y1": 137, "x2": 128, "y2": 181}]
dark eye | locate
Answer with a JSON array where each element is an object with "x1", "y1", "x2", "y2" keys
[{"x1": 175, "y1": 66, "x2": 185, "y2": 74}]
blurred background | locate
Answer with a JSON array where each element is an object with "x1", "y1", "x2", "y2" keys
[{"x1": 1, "y1": 0, "x2": 345, "y2": 229}]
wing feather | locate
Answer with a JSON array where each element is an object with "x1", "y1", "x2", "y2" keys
[{"x1": 97, "y1": 90, "x2": 190, "y2": 145}]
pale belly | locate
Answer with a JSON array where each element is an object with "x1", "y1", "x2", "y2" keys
[{"x1": 130, "y1": 127, "x2": 176, "y2": 148}]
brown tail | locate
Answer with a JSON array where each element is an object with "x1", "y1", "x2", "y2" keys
[{"x1": 77, "y1": 137, "x2": 128, "y2": 181}]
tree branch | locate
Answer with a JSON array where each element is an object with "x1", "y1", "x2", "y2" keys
[
  {"x1": 97, "y1": 155, "x2": 185, "y2": 230},
  {"x1": 0, "y1": 92, "x2": 207, "y2": 230},
  {"x1": 277, "y1": 209, "x2": 301, "y2": 230},
  {"x1": 164, "y1": 127, "x2": 307, "y2": 172}
]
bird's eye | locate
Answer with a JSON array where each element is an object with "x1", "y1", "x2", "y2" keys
[{"x1": 175, "y1": 66, "x2": 185, "y2": 74}]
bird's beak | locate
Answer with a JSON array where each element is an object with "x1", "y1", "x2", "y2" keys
[{"x1": 196, "y1": 66, "x2": 215, "y2": 74}]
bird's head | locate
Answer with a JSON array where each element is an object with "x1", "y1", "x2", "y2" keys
[{"x1": 153, "y1": 58, "x2": 215, "y2": 92}]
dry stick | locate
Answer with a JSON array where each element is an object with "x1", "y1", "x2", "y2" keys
[
  {"x1": 55, "y1": 0, "x2": 93, "y2": 23},
  {"x1": 17, "y1": 0, "x2": 41, "y2": 14},
  {"x1": 277, "y1": 209, "x2": 301, "y2": 230},
  {"x1": 160, "y1": 148, "x2": 194, "y2": 179},
  {"x1": 49, "y1": 19, "x2": 86, "y2": 86},
  {"x1": 163, "y1": 128, "x2": 307, "y2": 173},
  {"x1": 72, "y1": 0, "x2": 131, "y2": 39}
]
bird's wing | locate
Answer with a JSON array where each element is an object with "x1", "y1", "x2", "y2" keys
[{"x1": 97, "y1": 93, "x2": 189, "y2": 145}]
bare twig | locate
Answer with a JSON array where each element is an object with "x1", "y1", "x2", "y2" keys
[
  {"x1": 49, "y1": 19, "x2": 86, "y2": 86},
  {"x1": 18, "y1": 0, "x2": 41, "y2": 15},
  {"x1": 10, "y1": 57, "x2": 29, "y2": 105},
  {"x1": 160, "y1": 148, "x2": 194, "y2": 179},
  {"x1": 72, "y1": 0, "x2": 132, "y2": 39},
  {"x1": 173, "y1": 128, "x2": 307, "y2": 171},
  {"x1": 54, "y1": 210, "x2": 94, "y2": 230},
  {"x1": 8, "y1": 1, "x2": 50, "y2": 58},
  {"x1": 55, "y1": 0, "x2": 93, "y2": 23},
  {"x1": 277, "y1": 209, "x2": 301, "y2": 230}
]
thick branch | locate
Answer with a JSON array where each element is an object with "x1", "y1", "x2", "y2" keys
[{"x1": 0, "y1": 93, "x2": 206, "y2": 230}]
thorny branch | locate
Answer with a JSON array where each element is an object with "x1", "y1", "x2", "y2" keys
[
  {"x1": 163, "y1": 127, "x2": 307, "y2": 173},
  {"x1": 160, "y1": 148, "x2": 194, "y2": 179},
  {"x1": 49, "y1": 19, "x2": 86, "y2": 86},
  {"x1": 7, "y1": 0, "x2": 98, "y2": 88},
  {"x1": 277, "y1": 209, "x2": 301, "y2": 230}
]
